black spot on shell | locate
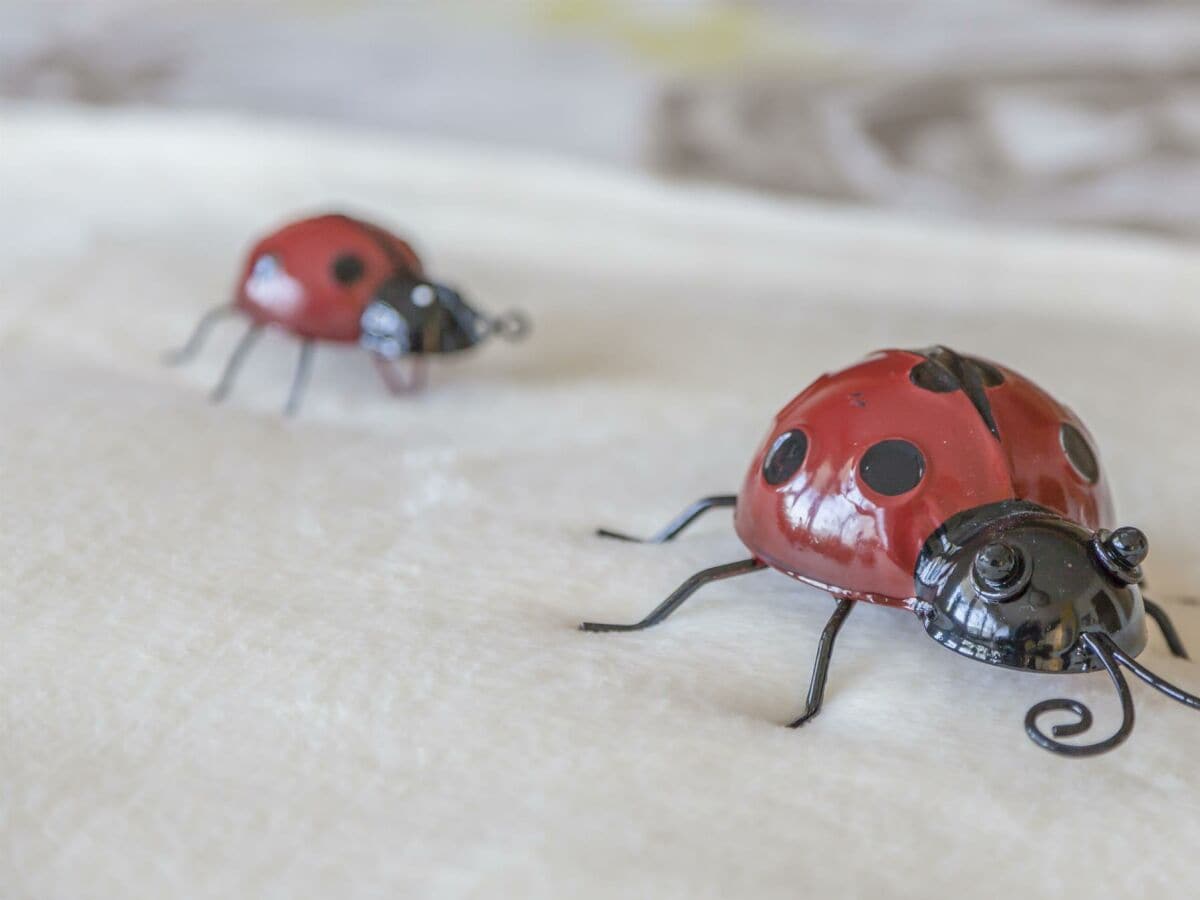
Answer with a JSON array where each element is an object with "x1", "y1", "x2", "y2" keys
[
  {"x1": 860, "y1": 439, "x2": 926, "y2": 496},
  {"x1": 909, "y1": 360, "x2": 960, "y2": 393},
  {"x1": 763, "y1": 430, "x2": 808, "y2": 486},
  {"x1": 331, "y1": 253, "x2": 366, "y2": 285},
  {"x1": 909, "y1": 348, "x2": 1005, "y2": 392},
  {"x1": 907, "y1": 346, "x2": 1004, "y2": 439},
  {"x1": 1060, "y1": 423, "x2": 1099, "y2": 484},
  {"x1": 973, "y1": 360, "x2": 1005, "y2": 387}
]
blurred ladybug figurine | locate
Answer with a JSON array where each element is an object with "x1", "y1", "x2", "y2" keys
[
  {"x1": 166, "y1": 213, "x2": 529, "y2": 414},
  {"x1": 584, "y1": 347, "x2": 1198, "y2": 757}
]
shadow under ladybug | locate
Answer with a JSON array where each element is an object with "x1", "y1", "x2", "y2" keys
[
  {"x1": 583, "y1": 346, "x2": 1199, "y2": 757},
  {"x1": 166, "y1": 213, "x2": 529, "y2": 415}
]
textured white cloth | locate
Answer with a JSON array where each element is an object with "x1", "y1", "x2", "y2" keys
[{"x1": 2, "y1": 106, "x2": 1200, "y2": 900}]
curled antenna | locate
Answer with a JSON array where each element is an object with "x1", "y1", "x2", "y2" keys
[
  {"x1": 484, "y1": 310, "x2": 532, "y2": 342},
  {"x1": 1025, "y1": 632, "x2": 1200, "y2": 757},
  {"x1": 1025, "y1": 634, "x2": 1134, "y2": 757}
]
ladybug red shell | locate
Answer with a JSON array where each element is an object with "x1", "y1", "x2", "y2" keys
[
  {"x1": 235, "y1": 213, "x2": 423, "y2": 342},
  {"x1": 585, "y1": 346, "x2": 1199, "y2": 758},
  {"x1": 733, "y1": 347, "x2": 1114, "y2": 607},
  {"x1": 167, "y1": 213, "x2": 529, "y2": 415}
]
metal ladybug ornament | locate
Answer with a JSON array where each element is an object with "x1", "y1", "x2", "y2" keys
[
  {"x1": 166, "y1": 213, "x2": 529, "y2": 414},
  {"x1": 584, "y1": 346, "x2": 1198, "y2": 757}
]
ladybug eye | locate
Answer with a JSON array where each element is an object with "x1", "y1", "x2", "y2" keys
[
  {"x1": 411, "y1": 284, "x2": 436, "y2": 307},
  {"x1": 972, "y1": 541, "x2": 1029, "y2": 603},
  {"x1": 331, "y1": 253, "x2": 366, "y2": 286},
  {"x1": 762, "y1": 430, "x2": 808, "y2": 485},
  {"x1": 1060, "y1": 423, "x2": 1099, "y2": 484},
  {"x1": 859, "y1": 439, "x2": 925, "y2": 496}
]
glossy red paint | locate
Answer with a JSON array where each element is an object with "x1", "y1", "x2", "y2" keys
[
  {"x1": 584, "y1": 347, "x2": 1196, "y2": 756},
  {"x1": 989, "y1": 373, "x2": 1113, "y2": 529},
  {"x1": 235, "y1": 213, "x2": 423, "y2": 341},
  {"x1": 733, "y1": 349, "x2": 1113, "y2": 606},
  {"x1": 169, "y1": 211, "x2": 532, "y2": 415}
]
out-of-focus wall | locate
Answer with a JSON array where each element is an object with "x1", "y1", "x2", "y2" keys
[
  {"x1": 4, "y1": 0, "x2": 1199, "y2": 237},
  {"x1": 652, "y1": 1, "x2": 1200, "y2": 238}
]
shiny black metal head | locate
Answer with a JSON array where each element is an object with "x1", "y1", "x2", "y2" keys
[
  {"x1": 359, "y1": 278, "x2": 530, "y2": 360},
  {"x1": 915, "y1": 501, "x2": 1148, "y2": 674},
  {"x1": 359, "y1": 278, "x2": 490, "y2": 359},
  {"x1": 916, "y1": 501, "x2": 1200, "y2": 757}
]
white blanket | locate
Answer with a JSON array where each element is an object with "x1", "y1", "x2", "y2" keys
[{"x1": 3, "y1": 107, "x2": 1199, "y2": 900}]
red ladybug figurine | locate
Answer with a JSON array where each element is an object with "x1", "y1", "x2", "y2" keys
[
  {"x1": 166, "y1": 213, "x2": 529, "y2": 414},
  {"x1": 584, "y1": 346, "x2": 1198, "y2": 757}
]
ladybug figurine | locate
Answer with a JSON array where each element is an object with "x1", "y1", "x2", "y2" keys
[
  {"x1": 166, "y1": 213, "x2": 529, "y2": 414},
  {"x1": 584, "y1": 347, "x2": 1198, "y2": 757}
]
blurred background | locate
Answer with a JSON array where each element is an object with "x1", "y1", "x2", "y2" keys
[{"x1": 4, "y1": 0, "x2": 1200, "y2": 239}]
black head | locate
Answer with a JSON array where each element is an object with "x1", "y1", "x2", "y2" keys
[
  {"x1": 916, "y1": 502, "x2": 1149, "y2": 673},
  {"x1": 359, "y1": 277, "x2": 489, "y2": 359}
]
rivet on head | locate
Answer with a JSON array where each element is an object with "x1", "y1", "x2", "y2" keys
[
  {"x1": 411, "y1": 284, "x2": 436, "y2": 307},
  {"x1": 972, "y1": 541, "x2": 1029, "y2": 602},
  {"x1": 1106, "y1": 527, "x2": 1149, "y2": 570},
  {"x1": 975, "y1": 542, "x2": 1020, "y2": 586}
]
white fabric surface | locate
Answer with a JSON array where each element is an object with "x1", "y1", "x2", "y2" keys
[{"x1": 3, "y1": 106, "x2": 1200, "y2": 900}]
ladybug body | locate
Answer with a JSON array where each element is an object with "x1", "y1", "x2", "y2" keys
[
  {"x1": 585, "y1": 346, "x2": 1198, "y2": 757},
  {"x1": 235, "y1": 214, "x2": 423, "y2": 342},
  {"x1": 733, "y1": 348, "x2": 1113, "y2": 608},
  {"x1": 167, "y1": 213, "x2": 528, "y2": 414}
]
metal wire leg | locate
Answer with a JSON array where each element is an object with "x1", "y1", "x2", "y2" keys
[
  {"x1": 210, "y1": 323, "x2": 264, "y2": 404},
  {"x1": 408, "y1": 357, "x2": 428, "y2": 392},
  {"x1": 597, "y1": 495, "x2": 738, "y2": 543},
  {"x1": 580, "y1": 558, "x2": 766, "y2": 632},
  {"x1": 788, "y1": 598, "x2": 855, "y2": 728},
  {"x1": 1144, "y1": 598, "x2": 1190, "y2": 659},
  {"x1": 283, "y1": 340, "x2": 315, "y2": 416},
  {"x1": 164, "y1": 304, "x2": 235, "y2": 365},
  {"x1": 372, "y1": 354, "x2": 427, "y2": 395}
]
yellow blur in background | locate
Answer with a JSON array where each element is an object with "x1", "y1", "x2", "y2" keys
[{"x1": 4, "y1": 0, "x2": 1198, "y2": 237}]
